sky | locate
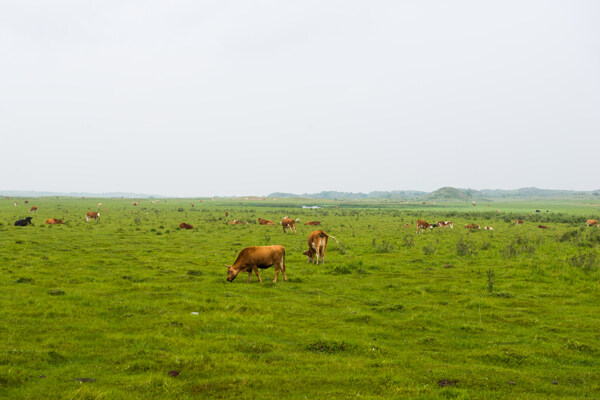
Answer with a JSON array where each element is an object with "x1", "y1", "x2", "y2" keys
[{"x1": 1, "y1": 1, "x2": 598, "y2": 197}]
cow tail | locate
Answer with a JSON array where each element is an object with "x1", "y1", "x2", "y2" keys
[{"x1": 328, "y1": 235, "x2": 339, "y2": 243}]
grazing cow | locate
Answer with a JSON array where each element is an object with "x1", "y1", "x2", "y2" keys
[
  {"x1": 225, "y1": 211, "x2": 229, "y2": 218},
  {"x1": 131, "y1": 202, "x2": 137, "y2": 206},
  {"x1": 191, "y1": 203, "x2": 194, "y2": 207},
  {"x1": 227, "y1": 220, "x2": 247, "y2": 225},
  {"x1": 179, "y1": 222, "x2": 193, "y2": 229},
  {"x1": 45, "y1": 218, "x2": 64, "y2": 224},
  {"x1": 303, "y1": 230, "x2": 338, "y2": 264},
  {"x1": 29, "y1": 206, "x2": 38, "y2": 212},
  {"x1": 281, "y1": 217, "x2": 299, "y2": 234},
  {"x1": 85, "y1": 212, "x2": 100, "y2": 222},
  {"x1": 97, "y1": 202, "x2": 102, "y2": 208},
  {"x1": 24, "y1": 200, "x2": 29, "y2": 204},
  {"x1": 515, "y1": 219, "x2": 524, "y2": 225},
  {"x1": 484, "y1": 226, "x2": 494, "y2": 230},
  {"x1": 304, "y1": 221, "x2": 321, "y2": 226},
  {"x1": 535, "y1": 210, "x2": 541, "y2": 213},
  {"x1": 416, "y1": 219, "x2": 435, "y2": 233},
  {"x1": 472, "y1": 201, "x2": 476, "y2": 206},
  {"x1": 404, "y1": 223, "x2": 411, "y2": 228},
  {"x1": 538, "y1": 225, "x2": 549, "y2": 229},
  {"x1": 13, "y1": 202, "x2": 17, "y2": 206},
  {"x1": 465, "y1": 223, "x2": 480, "y2": 229},
  {"x1": 437, "y1": 221, "x2": 453, "y2": 229},
  {"x1": 226, "y1": 245, "x2": 286, "y2": 283},
  {"x1": 258, "y1": 218, "x2": 275, "y2": 225},
  {"x1": 586, "y1": 219, "x2": 599, "y2": 227},
  {"x1": 14, "y1": 217, "x2": 33, "y2": 226}
]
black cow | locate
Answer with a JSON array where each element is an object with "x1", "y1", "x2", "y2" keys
[
  {"x1": 14, "y1": 217, "x2": 33, "y2": 226},
  {"x1": 535, "y1": 210, "x2": 541, "y2": 212}
]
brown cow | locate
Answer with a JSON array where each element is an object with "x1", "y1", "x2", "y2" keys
[
  {"x1": 538, "y1": 225, "x2": 549, "y2": 229},
  {"x1": 24, "y1": 200, "x2": 29, "y2": 204},
  {"x1": 85, "y1": 212, "x2": 100, "y2": 222},
  {"x1": 258, "y1": 218, "x2": 275, "y2": 225},
  {"x1": 416, "y1": 219, "x2": 435, "y2": 233},
  {"x1": 515, "y1": 219, "x2": 524, "y2": 225},
  {"x1": 29, "y1": 206, "x2": 38, "y2": 212},
  {"x1": 404, "y1": 223, "x2": 411, "y2": 228},
  {"x1": 437, "y1": 221, "x2": 453, "y2": 228},
  {"x1": 465, "y1": 223, "x2": 480, "y2": 229},
  {"x1": 179, "y1": 222, "x2": 193, "y2": 229},
  {"x1": 484, "y1": 226, "x2": 494, "y2": 230},
  {"x1": 303, "y1": 230, "x2": 338, "y2": 264},
  {"x1": 191, "y1": 203, "x2": 195, "y2": 207},
  {"x1": 132, "y1": 202, "x2": 137, "y2": 206},
  {"x1": 281, "y1": 217, "x2": 299, "y2": 234},
  {"x1": 45, "y1": 218, "x2": 64, "y2": 224},
  {"x1": 227, "y1": 220, "x2": 247, "y2": 225},
  {"x1": 225, "y1": 211, "x2": 229, "y2": 218},
  {"x1": 586, "y1": 219, "x2": 599, "y2": 227},
  {"x1": 304, "y1": 221, "x2": 321, "y2": 226},
  {"x1": 226, "y1": 245, "x2": 286, "y2": 283}
]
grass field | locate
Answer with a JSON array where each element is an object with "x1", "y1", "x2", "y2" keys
[{"x1": 1, "y1": 197, "x2": 599, "y2": 399}]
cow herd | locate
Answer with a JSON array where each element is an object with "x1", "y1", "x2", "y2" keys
[{"x1": 8, "y1": 202, "x2": 600, "y2": 284}]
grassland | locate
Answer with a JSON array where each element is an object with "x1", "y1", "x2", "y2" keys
[{"x1": 1, "y1": 197, "x2": 599, "y2": 399}]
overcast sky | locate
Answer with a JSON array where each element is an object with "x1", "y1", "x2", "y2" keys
[{"x1": 1, "y1": 1, "x2": 598, "y2": 196}]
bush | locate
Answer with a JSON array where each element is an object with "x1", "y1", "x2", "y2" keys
[{"x1": 456, "y1": 239, "x2": 477, "y2": 256}]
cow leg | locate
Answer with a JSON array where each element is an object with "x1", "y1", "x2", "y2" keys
[
  {"x1": 252, "y1": 266, "x2": 262, "y2": 283},
  {"x1": 247, "y1": 271, "x2": 252, "y2": 283},
  {"x1": 274, "y1": 265, "x2": 279, "y2": 282},
  {"x1": 85, "y1": 217, "x2": 89, "y2": 222},
  {"x1": 281, "y1": 257, "x2": 287, "y2": 281}
]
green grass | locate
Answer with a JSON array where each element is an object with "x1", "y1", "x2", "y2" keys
[{"x1": 1, "y1": 197, "x2": 599, "y2": 399}]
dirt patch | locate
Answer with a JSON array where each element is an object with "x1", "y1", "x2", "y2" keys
[{"x1": 438, "y1": 379, "x2": 457, "y2": 387}]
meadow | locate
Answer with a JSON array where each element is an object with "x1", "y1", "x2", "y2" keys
[{"x1": 1, "y1": 197, "x2": 599, "y2": 399}]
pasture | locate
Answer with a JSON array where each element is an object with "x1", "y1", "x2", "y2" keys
[{"x1": 1, "y1": 197, "x2": 599, "y2": 399}]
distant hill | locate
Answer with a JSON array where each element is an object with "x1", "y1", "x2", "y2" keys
[
  {"x1": 0, "y1": 190, "x2": 164, "y2": 198},
  {"x1": 268, "y1": 187, "x2": 600, "y2": 201}
]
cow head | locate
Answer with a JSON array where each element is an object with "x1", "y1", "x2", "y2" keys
[
  {"x1": 225, "y1": 265, "x2": 239, "y2": 282},
  {"x1": 25, "y1": 217, "x2": 33, "y2": 222},
  {"x1": 303, "y1": 250, "x2": 314, "y2": 262}
]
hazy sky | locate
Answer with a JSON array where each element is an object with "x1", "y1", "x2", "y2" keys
[{"x1": 1, "y1": 1, "x2": 598, "y2": 196}]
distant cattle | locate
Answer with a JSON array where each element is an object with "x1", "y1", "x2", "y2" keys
[
  {"x1": 484, "y1": 226, "x2": 494, "y2": 230},
  {"x1": 14, "y1": 217, "x2": 33, "y2": 226},
  {"x1": 98, "y1": 202, "x2": 102, "y2": 208},
  {"x1": 179, "y1": 222, "x2": 193, "y2": 229},
  {"x1": 404, "y1": 223, "x2": 411, "y2": 228},
  {"x1": 258, "y1": 218, "x2": 275, "y2": 225},
  {"x1": 281, "y1": 217, "x2": 299, "y2": 234},
  {"x1": 304, "y1": 221, "x2": 321, "y2": 226},
  {"x1": 131, "y1": 202, "x2": 137, "y2": 206},
  {"x1": 24, "y1": 200, "x2": 29, "y2": 204},
  {"x1": 13, "y1": 202, "x2": 17, "y2": 207},
  {"x1": 538, "y1": 225, "x2": 549, "y2": 229},
  {"x1": 29, "y1": 206, "x2": 38, "y2": 212},
  {"x1": 226, "y1": 245, "x2": 287, "y2": 283},
  {"x1": 85, "y1": 212, "x2": 100, "y2": 222},
  {"x1": 191, "y1": 203, "x2": 195, "y2": 207},
  {"x1": 227, "y1": 220, "x2": 247, "y2": 225},
  {"x1": 303, "y1": 230, "x2": 338, "y2": 264},
  {"x1": 416, "y1": 219, "x2": 435, "y2": 233},
  {"x1": 535, "y1": 210, "x2": 541, "y2": 213},
  {"x1": 437, "y1": 221, "x2": 453, "y2": 228},
  {"x1": 465, "y1": 223, "x2": 480, "y2": 229},
  {"x1": 225, "y1": 211, "x2": 229, "y2": 218},
  {"x1": 515, "y1": 219, "x2": 524, "y2": 225},
  {"x1": 45, "y1": 218, "x2": 64, "y2": 224},
  {"x1": 586, "y1": 219, "x2": 599, "y2": 227}
]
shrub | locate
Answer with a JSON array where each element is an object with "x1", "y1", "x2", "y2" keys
[
  {"x1": 456, "y1": 239, "x2": 476, "y2": 256},
  {"x1": 486, "y1": 269, "x2": 495, "y2": 294}
]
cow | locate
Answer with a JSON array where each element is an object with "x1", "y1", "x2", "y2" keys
[
  {"x1": 13, "y1": 202, "x2": 17, "y2": 206},
  {"x1": 225, "y1": 245, "x2": 286, "y2": 283},
  {"x1": 227, "y1": 220, "x2": 247, "y2": 225},
  {"x1": 45, "y1": 218, "x2": 64, "y2": 224},
  {"x1": 416, "y1": 219, "x2": 435, "y2": 233},
  {"x1": 29, "y1": 206, "x2": 38, "y2": 212},
  {"x1": 225, "y1": 211, "x2": 229, "y2": 218},
  {"x1": 538, "y1": 225, "x2": 549, "y2": 229},
  {"x1": 465, "y1": 223, "x2": 480, "y2": 229},
  {"x1": 303, "y1": 230, "x2": 338, "y2": 264},
  {"x1": 535, "y1": 210, "x2": 541, "y2": 213},
  {"x1": 281, "y1": 217, "x2": 299, "y2": 234},
  {"x1": 586, "y1": 219, "x2": 599, "y2": 227},
  {"x1": 14, "y1": 217, "x2": 33, "y2": 226},
  {"x1": 131, "y1": 202, "x2": 137, "y2": 206},
  {"x1": 179, "y1": 222, "x2": 193, "y2": 229},
  {"x1": 404, "y1": 223, "x2": 411, "y2": 228},
  {"x1": 191, "y1": 203, "x2": 195, "y2": 207},
  {"x1": 24, "y1": 200, "x2": 29, "y2": 204},
  {"x1": 304, "y1": 221, "x2": 321, "y2": 226},
  {"x1": 437, "y1": 221, "x2": 453, "y2": 228},
  {"x1": 484, "y1": 226, "x2": 494, "y2": 230},
  {"x1": 85, "y1": 212, "x2": 100, "y2": 222},
  {"x1": 258, "y1": 218, "x2": 275, "y2": 225},
  {"x1": 515, "y1": 219, "x2": 524, "y2": 225},
  {"x1": 97, "y1": 202, "x2": 102, "y2": 208}
]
